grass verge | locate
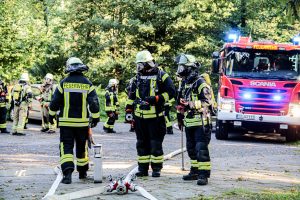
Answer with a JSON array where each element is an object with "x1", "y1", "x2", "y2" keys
[{"x1": 192, "y1": 187, "x2": 300, "y2": 200}]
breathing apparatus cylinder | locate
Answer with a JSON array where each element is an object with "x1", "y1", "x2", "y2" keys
[{"x1": 93, "y1": 144, "x2": 103, "y2": 183}]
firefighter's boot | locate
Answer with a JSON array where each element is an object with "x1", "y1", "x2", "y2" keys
[
  {"x1": 41, "y1": 128, "x2": 49, "y2": 132},
  {"x1": 166, "y1": 127, "x2": 173, "y2": 134},
  {"x1": 1, "y1": 128, "x2": 9, "y2": 133},
  {"x1": 183, "y1": 167, "x2": 199, "y2": 181},
  {"x1": 135, "y1": 171, "x2": 148, "y2": 177},
  {"x1": 79, "y1": 171, "x2": 87, "y2": 179},
  {"x1": 62, "y1": 169, "x2": 72, "y2": 184},
  {"x1": 107, "y1": 128, "x2": 116, "y2": 133},
  {"x1": 152, "y1": 170, "x2": 161, "y2": 178},
  {"x1": 197, "y1": 175, "x2": 208, "y2": 185},
  {"x1": 47, "y1": 130, "x2": 55, "y2": 134}
]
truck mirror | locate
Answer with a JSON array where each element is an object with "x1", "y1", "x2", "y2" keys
[
  {"x1": 212, "y1": 59, "x2": 219, "y2": 73},
  {"x1": 212, "y1": 52, "x2": 220, "y2": 73}
]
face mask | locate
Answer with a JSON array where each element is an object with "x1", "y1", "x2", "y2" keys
[
  {"x1": 136, "y1": 63, "x2": 145, "y2": 73},
  {"x1": 176, "y1": 65, "x2": 187, "y2": 77},
  {"x1": 45, "y1": 78, "x2": 52, "y2": 85}
]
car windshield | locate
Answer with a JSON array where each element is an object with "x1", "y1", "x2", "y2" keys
[{"x1": 225, "y1": 49, "x2": 300, "y2": 80}]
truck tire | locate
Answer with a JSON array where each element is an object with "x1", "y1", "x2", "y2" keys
[
  {"x1": 216, "y1": 120, "x2": 229, "y2": 140},
  {"x1": 286, "y1": 126, "x2": 299, "y2": 142}
]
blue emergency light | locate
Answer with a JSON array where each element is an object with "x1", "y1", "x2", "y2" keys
[
  {"x1": 292, "y1": 35, "x2": 300, "y2": 45},
  {"x1": 226, "y1": 31, "x2": 240, "y2": 42}
]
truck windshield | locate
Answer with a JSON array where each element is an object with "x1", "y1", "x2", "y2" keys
[{"x1": 225, "y1": 49, "x2": 300, "y2": 80}]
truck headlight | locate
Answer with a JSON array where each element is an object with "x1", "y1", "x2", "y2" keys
[
  {"x1": 220, "y1": 98, "x2": 235, "y2": 112},
  {"x1": 289, "y1": 103, "x2": 300, "y2": 117}
]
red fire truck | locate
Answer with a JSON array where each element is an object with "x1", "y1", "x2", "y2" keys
[{"x1": 212, "y1": 34, "x2": 300, "y2": 142}]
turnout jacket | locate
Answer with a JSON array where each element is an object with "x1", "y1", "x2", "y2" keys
[
  {"x1": 126, "y1": 68, "x2": 176, "y2": 119},
  {"x1": 104, "y1": 87, "x2": 119, "y2": 112},
  {"x1": 177, "y1": 75, "x2": 212, "y2": 127},
  {"x1": 11, "y1": 83, "x2": 33, "y2": 106},
  {"x1": 40, "y1": 83, "x2": 56, "y2": 105},
  {"x1": 49, "y1": 73, "x2": 100, "y2": 127}
]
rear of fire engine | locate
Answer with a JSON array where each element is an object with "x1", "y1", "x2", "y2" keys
[{"x1": 212, "y1": 33, "x2": 300, "y2": 142}]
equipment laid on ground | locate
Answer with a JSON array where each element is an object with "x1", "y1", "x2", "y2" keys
[
  {"x1": 213, "y1": 32, "x2": 300, "y2": 142},
  {"x1": 93, "y1": 144, "x2": 103, "y2": 183}
]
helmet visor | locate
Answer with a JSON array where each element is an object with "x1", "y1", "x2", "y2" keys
[
  {"x1": 136, "y1": 62, "x2": 145, "y2": 72},
  {"x1": 176, "y1": 65, "x2": 186, "y2": 76}
]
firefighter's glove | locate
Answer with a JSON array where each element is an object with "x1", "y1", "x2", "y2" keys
[
  {"x1": 49, "y1": 114, "x2": 55, "y2": 125},
  {"x1": 176, "y1": 105, "x2": 185, "y2": 114},
  {"x1": 90, "y1": 118, "x2": 99, "y2": 128},
  {"x1": 145, "y1": 96, "x2": 159, "y2": 105}
]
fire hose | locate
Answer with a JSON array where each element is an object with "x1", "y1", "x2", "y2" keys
[{"x1": 44, "y1": 147, "x2": 186, "y2": 200}]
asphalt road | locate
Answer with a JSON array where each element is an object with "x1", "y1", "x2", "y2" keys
[{"x1": 0, "y1": 121, "x2": 299, "y2": 200}]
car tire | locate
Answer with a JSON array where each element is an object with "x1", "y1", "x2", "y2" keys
[{"x1": 216, "y1": 120, "x2": 229, "y2": 140}]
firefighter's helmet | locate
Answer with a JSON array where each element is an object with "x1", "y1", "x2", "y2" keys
[
  {"x1": 177, "y1": 54, "x2": 197, "y2": 66},
  {"x1": 135, "y1": 50, "x2": 154, "y2": 63},
  {"x1": 176, "y1": 54, "x2": 200, "y2": 78},
  {"x1": 20, "y1": 73, "x2": 30, "y2": 82},
  {"x1": 108, "y1": 79, "x2": 119, "y2": 87},
  {"x1": 44, "y1": 73, "x2": 54, "y2": 84},
  {"x1": 65, "y1": 57, "x2": 89, "y2": 73}
]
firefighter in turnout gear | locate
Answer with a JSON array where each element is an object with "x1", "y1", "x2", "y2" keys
[
  {"x1": 40, "y1": 73, "x2": 56, "y2": 133},
  {"x1": 49, "y1": 57, "x2": 100, "y2": 184},
  {"x1": 176, "y1": 54, "x2": 212, "y2": 185},
  {"x1": 126, "y1": 50, "x2": 176, "y2": 177},
  {"x1": 0, "y1": 80, "x2": 9, "y2": 133},
  {"x1": 11, "y1": 73, "x2": 33, "y2": 136},
  {"x1": 103, "y1": 79, "x2": 119, "y2": 133}
]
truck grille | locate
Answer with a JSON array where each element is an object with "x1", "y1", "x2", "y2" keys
[{"x1": 236, "y1": 87, "x2": 289, "y2": 115}]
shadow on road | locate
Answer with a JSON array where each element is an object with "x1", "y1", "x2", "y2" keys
[{"x1": 216, "y1": 131, "x2": 286, "y2": 144}]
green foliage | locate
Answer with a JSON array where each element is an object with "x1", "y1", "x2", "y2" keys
[{"x1": 0, "y1": 0, "x2": 299, "y2": 88}]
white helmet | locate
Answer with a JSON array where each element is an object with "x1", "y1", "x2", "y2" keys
[
  {"x1": 135, "y1": 50, "x2": 154, "y2": 63},
  {"x1": 45, "y1": 73, "x2": 54, "y2": 80},
  {"x1": 20, "y1": 73, "x2": 29, "y2": 82},
  {"x1": 108, "y1": 79, "x2": 118, "y2": 87}
]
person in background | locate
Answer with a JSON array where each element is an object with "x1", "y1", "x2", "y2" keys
[
  {"x1": 103, "y1": 79, "x2": 119, "y2": 133},
  {"x1": 11, "y1": 73, "x2": 33, "y2": 136}
]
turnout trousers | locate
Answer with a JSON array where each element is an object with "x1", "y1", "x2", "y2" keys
[
  {"x1": 60, "y1": 127, "x2": 89, "y2": 174},
  {"x1": 42, "y1": 103, "x2": 56, "y2": 131},
  {"x1": 12, "y1": 104, "x2": 28, "y2": 134},
  {"x1": 103, "y1": 111, "x2": 118, "y2": 130},
  {"x1": 134, "y1": 116, "x2": 166, "y2": 172},
  {"x1": 0, "y1": 106, "x2": 7, "y2": 130},
  {"x1": 185, "y1": 125, "x2": 211, "y2": 178}
]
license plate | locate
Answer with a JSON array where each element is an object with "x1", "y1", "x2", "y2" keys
[
  {"x1": 280, "y1": 124, "x2": 288, "y2": 129},
  {"x1": 236, "y1": 114, "x2": 255, "y2": 120},
  {"x1": 234, "y1": 121, "x2": 242, "y2": 126}
]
